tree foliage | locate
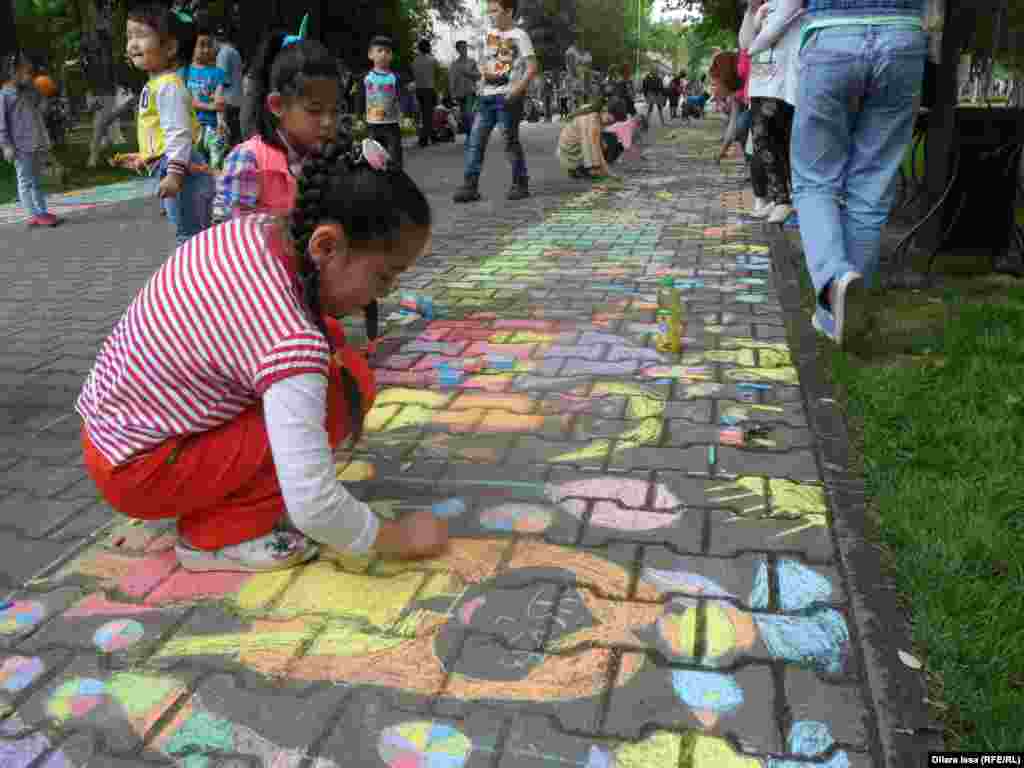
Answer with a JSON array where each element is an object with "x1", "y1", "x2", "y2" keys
[
  {"x1": 681, "y1": 12, "x2": 737, "y2": 76},
  {"x1": 519, "y1": 0, "x2": 577, "y2": 72},
  {"x1": 661, "y1": 0, "x2": 742, "y2": 34},
  {"x1": 571, "y1": 0, "x2": 654, "y2": 73}
]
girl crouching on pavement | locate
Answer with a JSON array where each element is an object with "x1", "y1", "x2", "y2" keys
[{"x1": 77, "y1": 139, "x2": 448, "y2": 572}]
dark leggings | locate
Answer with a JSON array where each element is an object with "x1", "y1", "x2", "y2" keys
[{"x1": 750, "y1": 97, "x2": 794, "y2": 204}]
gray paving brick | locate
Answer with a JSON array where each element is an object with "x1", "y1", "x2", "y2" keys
[
  {"x1": 603, "y1": 656, "x2": 782, "y2": 751},
  {"x1": 0, "y1": 460, "x2": 88, "y2": 497},
  {"x1": 0, "y1": 493, "x2": 94, "y2": 538},
  {"x1": 716, "y1": 447, "x2": 822, "y2": 483},
  {"x1": 784, "y1": 666, "x2": 872, "y2": 749}
]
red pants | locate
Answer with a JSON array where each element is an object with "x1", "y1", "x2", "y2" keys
[{"x1": 83, "y1": 335, "x2": 375, "y2": 551}]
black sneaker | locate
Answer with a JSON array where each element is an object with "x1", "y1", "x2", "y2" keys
[
  {"x1": 507, "y1": 177, "x2": 530, "y2": 201},
  {"x1": 453, "y1": 178, "x2": 481, "y2": 203}
]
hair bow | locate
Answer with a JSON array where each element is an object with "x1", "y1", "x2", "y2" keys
[
  {"x1": 282, "y1": 14, "x2": 309, "y2": 49},
  {"x1": 354, "y1": 138, "x2": 392, "y2": 172}
]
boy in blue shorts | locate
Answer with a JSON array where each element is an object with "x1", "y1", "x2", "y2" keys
[{"x1": 186, "y1": 23, "x2": 228, "y2": 170}]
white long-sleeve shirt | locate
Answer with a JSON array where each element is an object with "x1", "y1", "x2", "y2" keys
[
  {"x1": 264, "y1": 374, "x2": 379, "y2": 553},
  {"x1": 744, "y1": 0, "x2": 806, "y2": 105}
]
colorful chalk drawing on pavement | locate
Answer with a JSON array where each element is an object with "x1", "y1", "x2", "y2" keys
[
  {"x1": 0, "y1": 130, "x2": 867, "y2": 767},
  {"x1": 0, "y1": 656, "x2": 44, "y2": 693},
  {"x1": 0, "y1": 178, "x2": 153, "y2": 226},
  {"x1": 92, "y1": 618, "x2": 145, "y2": 652},
  {"x1": 0, "y1": 600, "x2": 45, "y2": 632}
]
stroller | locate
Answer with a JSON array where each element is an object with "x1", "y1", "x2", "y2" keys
[{"x1": 433, "y1": 101, "x2": 458, "y2": 143}]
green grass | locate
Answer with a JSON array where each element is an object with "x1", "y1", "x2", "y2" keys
[
  {"x1": 802, "y1": 266, "x2": 1024, "y2": 748},
  {"x1": 0, "y1": 139, "x2": 140, "y2": 205}
]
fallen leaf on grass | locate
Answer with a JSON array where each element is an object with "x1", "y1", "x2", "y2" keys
[{"x1": 898, "y1": 650, "x2": 923, "y2": 669}]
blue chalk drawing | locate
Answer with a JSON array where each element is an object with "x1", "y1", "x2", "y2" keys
[
  {"x1": 768, "y1": 721, "x2": 850, "y2": 768},
  {"x1": 671, "y1": 670, "x2": 744, "y2": 713}
]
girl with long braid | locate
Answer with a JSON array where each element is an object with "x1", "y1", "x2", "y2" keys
[
  {"x1": 213, "y1": 21, "x2": 382, "y2": 345},
  {"x1": 77, "y1": 139, "x2": 447, "y2": 572}
]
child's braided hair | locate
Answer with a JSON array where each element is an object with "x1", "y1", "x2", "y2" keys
[{"x1": 289, "y1": 137, "x2": 431, "y2": 447}]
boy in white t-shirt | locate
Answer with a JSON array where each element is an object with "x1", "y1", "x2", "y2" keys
[{"x1": 453, "y1": 0, "x2": 538, "y2": 203}]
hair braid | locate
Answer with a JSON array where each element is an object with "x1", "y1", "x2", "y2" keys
[{"x1": 291, "y1": 141, "x2": 367, "y2": 449}]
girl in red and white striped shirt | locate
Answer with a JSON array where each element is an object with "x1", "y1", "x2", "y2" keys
[{"x1": 77, "y1": 139, "x2": 448, "y2": 572}]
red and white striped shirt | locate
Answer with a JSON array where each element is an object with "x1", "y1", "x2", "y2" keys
[{"x1": 77, "y1": 214, "x2": 331, "y2": 466}]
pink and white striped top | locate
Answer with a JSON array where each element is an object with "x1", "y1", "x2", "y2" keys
[{"x1": 77, "y1": 214, "x2": 331, "y2": 466}]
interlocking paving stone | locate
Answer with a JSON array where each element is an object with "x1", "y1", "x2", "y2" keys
[
  {"x1": 604, "y1": 657, "x2": 781, "y2": 750},
  {"x1": 784, "y1": 666, "x2": 873, "y2": 749},
  {"x1": 149, "y1": 672, "x2": 351, "y2": 766},
  {"x1": 0, "y1": 493, "x2": 96, "y2": 539},
  {"x1": 14, "y1": 656, "x2": 195, "y2": 753}
]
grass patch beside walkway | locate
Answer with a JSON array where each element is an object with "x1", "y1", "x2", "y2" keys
[
  {"x1": 798, "y1": 261, "x2": 1024, "y2": 749},
  {"x1": 1, "y1": 140, "x2": 139, "y2": 206}
]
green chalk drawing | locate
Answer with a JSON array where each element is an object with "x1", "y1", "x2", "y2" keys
[{"x1": 164, "y1": 711, "x2": 235, "y2": 768}]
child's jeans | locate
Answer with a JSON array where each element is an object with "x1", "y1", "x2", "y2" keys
[
  {"x1": 464, "y1": 94, "x2": 527, "y2": 182},
  {"x1": 14, "y1": 150, "x2": 48, "y2": 218},
  {"x1": 151, "y1": 150, "x2": 214, "y2": 247}
]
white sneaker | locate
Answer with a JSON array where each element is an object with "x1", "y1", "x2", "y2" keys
[
  {"x1": 175, "y1": 531, "x2": 319, "y2": 573},
  {"x1": 812, "y1": 306, "x2": 838, "y2": 342},
  {"x1": 749, "y1": 197, "x2": 772, "y2": 219},
  {"x1": 829, "y1": 271, "x2": 864, "y2": 345},
  {"x1": 767, "y1": 203, "x2": 794, "y2": 224}
]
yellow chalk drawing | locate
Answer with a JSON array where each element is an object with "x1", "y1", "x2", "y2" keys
[
  {"x1": 551, "y1": 382, "x2": 666, "y2": 462},
  {"x1": 686, "y1": 734, "x2": 764, "y2": 767},
  {"x1": 490, "y1": 330, "x2": 557, "y2": 344},
  {"x1": 707, "y1": 477, "x2": 769, "y2": 514},
  {"x1": 724, "y1": 366, "x2": 800, "y2": 385},
  {"x1": 708, "y1": 477, "x2": 829, "y2": 537},
  {"x1": 767, "y1": 479, "x2": 829, "y2": 537},
  {"x1": 703, "y1": 349, "x2": 757, "y2": 367},
  {"x1": 336, "y1": 460, "x2": 376, "y2": 482},
  {"x1": 715, "y1": 244, "x2": 770, "y2": 255},
  {"x1": 613, "y1": 731, "x2": 682, "y2": 767},
  {"x1": 705, "y1": 601, "x2": 741, "y2": 661},
  {"x1": 719, "y1": 337, "x2": 789, "y2": 352}
]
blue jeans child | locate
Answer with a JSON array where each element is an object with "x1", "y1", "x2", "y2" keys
[
  {"x1": 458, "y1": 94, "x2": 528, "y2": 199},
  {"x1": 791, "y1": 22, "x2": 926, "y2": 341},
  {"x1": 14, "y1": 151, "x2": 48, "y2": 219},
  {"x1": 152, "y1": 149, "x2": 214, "y2": 247}
]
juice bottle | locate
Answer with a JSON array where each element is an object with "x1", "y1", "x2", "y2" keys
[{"x1": 656, "y1": 277, "x2": 682, "y2": 353}]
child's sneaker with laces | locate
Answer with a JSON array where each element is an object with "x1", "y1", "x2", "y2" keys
[{"x1": 175, "y1": 531, "x2": 318, "y2": 573}]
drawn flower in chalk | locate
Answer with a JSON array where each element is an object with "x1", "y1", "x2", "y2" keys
[
  {"x1": 0, "y1": 655, "x2": 44, "y2": 692},
  {"x1": 0, "y1": 600, "x2": 45, "y2": 634},
  {"x1": 93, "y1": 619, "x2": 145, "y2": 653},
  {"x1": 48, "y1": 678, "x2": 108, "y2": 719},
  {"x1": 378, "y1": 721, "x2": 472, "y2": 767}
]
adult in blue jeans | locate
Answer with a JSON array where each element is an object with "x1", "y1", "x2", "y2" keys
[
  {"x1": 453, "y1": 0, "x2": 538, "y2": 203},
  {"x1": 791, "y1": 0, "x2": 927, "y2": 345}
]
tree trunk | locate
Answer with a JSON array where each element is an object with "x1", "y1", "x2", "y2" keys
[
  {"x1": 0, "y1": 0, "x2": 16, "y2": 61},
  {"x1": 75, "y1": 0, "x2": 120, "y2": 168}
]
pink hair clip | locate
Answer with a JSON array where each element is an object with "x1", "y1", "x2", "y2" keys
[{"x1": 360, "y1": 139, "x2": 391, "y2": 172}]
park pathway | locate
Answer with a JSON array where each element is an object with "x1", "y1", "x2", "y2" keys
[{"x1": 0, "y1": 119, "x2": 934, "y2": 767}]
